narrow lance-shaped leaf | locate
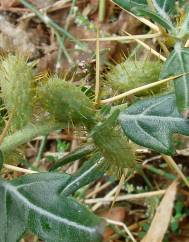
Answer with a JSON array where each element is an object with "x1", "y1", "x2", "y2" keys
[
  {"x1": 112, "y1": 0, "x2": 175, "y2": 32},
  {"x1": 61, "y1": 154, "x2": 104, "y2": 196},
  {"x1": 50, "y1": 144, "x2": 95, "y2": 171},
  {"x1": 119, "y1": 94, "x2": 189, "y2": 155},
  {"x1": 0, "y1": 173, "x2": 104, "y2": 242},
  {"x1": 160, "y1": 45, "x2": 189, "y2": 117}
]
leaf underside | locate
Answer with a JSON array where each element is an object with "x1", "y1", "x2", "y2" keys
[
  {"x1": 0, "y1": 173, "x2": 104, "y2": 242},
  {"x1": 119, "y1": 93, "x2": 189, "y2": 155}
]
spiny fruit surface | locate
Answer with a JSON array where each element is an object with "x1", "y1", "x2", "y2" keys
[
  {"x1": 38, "y1": 77, "x2": 95, "y2": 126},
  {"x1": 92, "y1": 110, "x2": 136, "y2": 177},
  {"x1": 105, "y1": 59, "x2": 165, "y2": 95},
  {"x1": 0, "y1": 55, "x2": 34, "y2": 130}
]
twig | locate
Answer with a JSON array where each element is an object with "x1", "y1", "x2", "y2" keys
[
  {"x1": 111, "y1": 0, "x2": 160, "y2": 32},
  {"x1": 111, "y1": 173, "x2": 126, "y2": 208},
  {"x1": 123, "y1": 31, "x2": 166, "y2": 61},
  {"x1": 35, "y1": 135, "x2": 47, "y2": 163},
  {"x1": 0, "y1": 112, "x2": 14, "y2": 144},
  {"x1": 85, "y1": 190, "x2": 166, "y2": 204},
  {"x1": 0, "y1": 121, "x2": 65, "y2": 153},
  {"x1": 104, "y1": 218, "x2": 137, "y2": 242},
  {"x1": 143, "y1": 164, "x2": 176, "y2": 180},
  {"x1": 92, "y1": 185, "x2": 119, "y2": 211},
  {"x1": 19, "y1": 0, "x2": 85, "y2": 49},
  {"x1": 82, "y1": 32, "x2": 161, "y2": 42},
  {"x1": 3, "y1": 164, "x2": 38, "y2": 174},
  {"x1": 55, "y1": 0, "x2": 76, "y2": 66},
  {"x1": 95, "y1": 27, "x2": 100, "y2": 105},
  {"x1": 162, "y1": 155, "x2": 189, "y2": 189},
  {"x1": 100, "y1": 72, "x2": 189, "y2": 104},
  {"x1": 55, "y1": 32, "x2": 73, "y2": 64},
  {"x1": 86, "y1": 182, "x2": 111, "y2": 198},
  {"x1": 185, "y1": 39, "x2": 189, "y2": 47},
  {"x1": 20, "y1": 0, "x2": 84, "y2": 20},
  {"x1": 99, "y1": 0, "x2": 106, "y2": 22}
]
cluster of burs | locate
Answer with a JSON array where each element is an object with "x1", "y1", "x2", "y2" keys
[{"x1": 0, "y1": 55, "x2": 166, "y2": 176}]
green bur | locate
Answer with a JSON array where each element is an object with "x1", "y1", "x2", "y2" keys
[
  {"x1": 0, "y1": 55, "x2": 34, "y2": 130},
  {"x1": 105, "y1": 60, "x2": 165, "y2": 95},
  {"x1": 38, "y1": 77, "x2": 95, "y2": 126},
  {"x1": 91, "y1": 110, "x2": 136, "y2": 177}
]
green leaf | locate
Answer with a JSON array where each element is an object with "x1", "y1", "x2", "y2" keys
[
  {"x1": 113, "y1": 0, "x2": 147, "y2": 9},
  {"x1": 160, "y1": 45, "x2": 189, "y2": 116},
  {"x1": 0, "y1": 173, "x2": 104, "y2": 242},
  {"x1": 50, "y1": 144, "x2": 95, "y2": 171},
  {"x1": 119, "y1": 94, "x2": 189, "y2": 155},
  {"x1": 113, "y1": 0, "x2": 175, "y2": 31},
  {"x1": 61, "y1": 154, "x2": 104, "y2": 196},
  {"x1": 151, "y1": 0, "x2": 175, "y2": 21}
]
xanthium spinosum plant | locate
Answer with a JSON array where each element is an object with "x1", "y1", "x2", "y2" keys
[{"x1": 1, "y1": 0, "x2": 189, "y2": 242}]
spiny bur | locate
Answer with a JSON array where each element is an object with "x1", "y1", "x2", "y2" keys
[
  {"x1": 105, "y1": 59, "x2": 166, "y2": 96},
  {"x1": 38, "y1": 77, "x2": 95, "y2": 127},
  {"x1": 91, "y1": 110, "x2": 137, "y2": 177},
  {"x1": 0, "y1": 54, "x2": 34, "y2": 130}
]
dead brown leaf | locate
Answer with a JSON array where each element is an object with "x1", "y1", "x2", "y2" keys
[
  {"x1": 141, "y1": 181, "x2": 178, "y2": 242},
  {"x1": 29, "y1": 0, "x2": 54, "y2": 8},
  {"x1": 0, "y1": 15, "x2": 36, "y2": 57},
  {"x1": 0, "y1": 0, "x2": 18, "y2": 8},
  {"x1": 98, "y1": 207, "x2": 126, "y2": 241}
]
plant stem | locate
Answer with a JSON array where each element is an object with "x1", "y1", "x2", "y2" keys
[
  {"x1": 144, "y1": 164, "x2": 176, "y2": 180},
  {"x1": 104, "y1": 218, "x2": 136, "y2": 242},
  {"x1": 99, "y1": 0, "x2": 106, "y2": 22},
  {"x1": 56, "y1": 32, "x2": 73, "y2": 64},
  {"x1": 82, "y1": 32, "x2": 161, "y2": 42},
  {"x1": 111, "y1": 0, "x2": 160, "y2": 32},
  {"x1": 56, "y1": 0, "x2": 76, "y2": 66},
  {"x1": 124, "y1": 31, "x2": 166, "y2": 61},
  {"x1": 0, "y1": 121, "x2": 65, "y2": 153},
  {"x1": 19, "y1": 0, "x2": 85, "y2": 49},
  {"x1": 34, "y1": 135, "x2": 47, "y2": 164},
  {"x1": 100, "y1": 72, "x2": 189, "y2": 104},
  {"x1": 0, "y1": 112, "x2": 14, "y2": 144},
  {"x1": 162, "y1": 155, "x2": 189, "y2": 188},
  {"x1": 95, "y1": 28, "x2": 100, "y2": 105},
  {"x1": 3, "y1": 163, "x2": 38, "y2": 174},
  {"x1": 85, "y1": 190, "x2": 166, "y2": 204}
]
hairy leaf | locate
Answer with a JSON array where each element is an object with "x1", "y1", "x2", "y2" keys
[
  {"x1": 119, "y1": 94, "x2": 189, "y2": 155},
  {"x1": 151, "y1": 0, "x2": 175, "y2": 21},
  {"x1": 160, "y1": 45, "x2": 189, "y2": 117},
  {"x1": 113, "y1": 0, "x2": 147, "y2": 9},
  {"x1": 50, "y1": 144, "x2": 95, "y2": 171},
  {"x1": 0, "y1": 173, "x2": 104, "y2": 242},
  {"x1": 179, "y1": 8, "x2": 189, "y2": 38},
  {"x1": 113, "y1": 0, "x2": 175, "y2": 31},
  {"x1": 61, "y1": 154, "x2": 104, "y2": 196}
]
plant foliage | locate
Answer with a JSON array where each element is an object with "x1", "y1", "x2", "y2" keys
[
  {"x1": 119, "y1": 94, "x2": 189, "y2": 155},
  {"x1": 0, "y1": 173, "x2": 104, "y2": 242},
  {"x1": 1, "y1": 1, "x2": 189, "y2": 241}
]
